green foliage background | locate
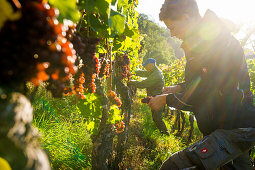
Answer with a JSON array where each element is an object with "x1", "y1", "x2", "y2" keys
[
  {"x1": 138, "y1": 14, "x2": 175, "y2": 65},
  {"x1": 32, "y1": 57, "x2": 255, "y2": 169},
  {"x1": 2, "y1": 0, "x2": 255, "y2": 169}
]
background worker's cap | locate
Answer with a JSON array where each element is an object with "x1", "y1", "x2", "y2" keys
[{"x1": 142, "y1": 58, "x2": 156, "y2": 67}]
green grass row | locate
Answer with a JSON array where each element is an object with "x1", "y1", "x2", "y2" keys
[{"x1": 32, "y1": 88, "x2": 202, "y2": 169}]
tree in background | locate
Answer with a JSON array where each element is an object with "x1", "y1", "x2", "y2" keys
[
  {"x1": 168, "y1": 36, "x2": 185, "y2": 59},
  {"x1": 138, "y1": 14, "x2": 184, "y2": 65}
]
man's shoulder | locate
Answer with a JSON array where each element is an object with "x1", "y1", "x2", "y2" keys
[
  {"x1": 203, "y1": 10, "x2": 239, "y2": 33},
  {"x1": 153, "y1": 66, "x2": 164, "y2": 75},
  {"x1": 183, "y1": 10, "x2": 233, "y2": 57},
  {"x1": 201, "y1": 10, "x2": 230, "y2": 41},
  {"x1": 198, "y1": 11, "x2": 243, "y2": 56}
]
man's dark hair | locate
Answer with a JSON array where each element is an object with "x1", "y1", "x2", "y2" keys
[{"x1": 159, "y1": 0, "x2": 200, "y2": 21}]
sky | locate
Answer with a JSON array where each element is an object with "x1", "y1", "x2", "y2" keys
[{"x1": 136, "y1": 0, "x2": 255, "y2": 27}]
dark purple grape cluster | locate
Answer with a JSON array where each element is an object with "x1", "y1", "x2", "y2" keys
[
  {"x1": 116, "y1": 54, "x2": 131, "y2": 81},
  {"x1": 0, "y1": 0, "x2": 78, "y2": 97},
  {"x1": 71, "y1": 33, "x2": 100, "y2": 93},
  {"x1": 99, "y1": 58, "x2": 110, "y2": 78}
]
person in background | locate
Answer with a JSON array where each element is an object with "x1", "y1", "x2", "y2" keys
[
  {"x1": 148, "y1": 0, "x2": 255, "y2": 169},
  {"x1": 129, "y1": 58, "x2": 169, "y2": 135}
]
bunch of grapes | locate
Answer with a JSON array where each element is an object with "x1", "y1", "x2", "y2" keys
[
  {"x1": 72, "y1": 33, "x2": 100, "y2": 93},
  {"x1": 114, "y1": 120, "x2": 125, "y2": 134},
  {"x1": 63, "y1": 32, "x2": 100, "y2": 98},
  {"x1": 141, "y1": 96, "x2": 152, "y2": 104},
  {"x1": 99, "y1": 58, "x2": 110, "y2": 78},
  {"x1": 107, "y1": 90, "x2": 122, "y2": 108},
  {"x1": 64, "y1": 71, "x2": 86, "y2": 99},
  {"x1": 74, "y1": 72, "x2": 86, "y2": 99},
  {"x1": 116, "y1": 54, "x2": 131, "y2": 81},
  {"x1": 0, "y1": 0, "x2": 77, "y2": 97},
  {"x1": 65, "y1": 24, "x2": 76, "y2": 41}
]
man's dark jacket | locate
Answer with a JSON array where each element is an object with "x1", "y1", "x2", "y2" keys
[{"x1": 166, "y1": 10, "x2": 255, "y2": 135}]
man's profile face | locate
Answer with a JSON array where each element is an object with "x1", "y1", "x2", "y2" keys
[
  {"x1": 144, "y1": 63, "x2": 155, "y2": 71},
  {"x1": 163, "y1": 15, "x2": 190, "y2": 40}
]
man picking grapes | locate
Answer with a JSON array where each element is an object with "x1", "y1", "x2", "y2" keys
[
  {"x1": 149, "y1": 0, "x2": 255, "y2": 169},
  {"x1": 129, "y1": 58, "x2": 169, "y2": 135}
]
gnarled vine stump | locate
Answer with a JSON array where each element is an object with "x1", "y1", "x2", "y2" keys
[
  {"x1": 91, "y1": 80, "x2": 115, "y2": 170},
  {"x1": 112, "y1": 80, "x2": 133, "y2": 170},
  {"x1": 0, "y1": 90, "x2": 50, "y2": 170}
]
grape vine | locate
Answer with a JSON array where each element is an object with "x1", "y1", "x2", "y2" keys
[
  {"x1": 0, "y1": 0, "x2": 78, "y2": 97},
  {"x1": 115, "y1": 120, "x2": 125, "y2": 134},
  {"x1": 116, "y1": 54, "x2": 132, "y2": 81},
  {"x1": 99, "y1": 57, "x2": 110, "y2": 78},
  {"x1": 107, "y1": 90, "x2": 122, "y2": 108},
  {"x1": 0, "y1": 0, "x2": 142, "y2": 169}
]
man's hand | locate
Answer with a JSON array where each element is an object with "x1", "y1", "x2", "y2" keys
[
  {"x1": 162, "y1": 85, "x2": 181, "y2": 94},
  {"x1": 148, "y1": 94, "x2": 168, "y2": 111}
]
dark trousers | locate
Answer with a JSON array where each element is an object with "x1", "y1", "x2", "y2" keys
[
  {"x1": 220, "y1": 152, "x2": 253, "y2": 170},
  {"x1": 151, "y1": 109, "x2": 169, "y2": 135},
  {"x1": 160, "y1": 128, "x2": 255, "y2": 170}
]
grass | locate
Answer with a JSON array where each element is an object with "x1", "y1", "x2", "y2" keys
[
  {"x1": 31, "y1": 87, "x2": 202, "y2": 169},
  {"x1": 121, "y1": 91, "x2": 202, "y2": 169},
  {"x1": 35, "y1": 119, "x2": 92, "y2": 169},
  {"x1": 32, "y1": 87, "x2": 92, "y2": 169}
]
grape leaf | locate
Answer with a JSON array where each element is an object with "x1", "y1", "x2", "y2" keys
[
  {"x1": 0, "y1": 0, "x2": 21, "y2": 30},
  {"x1": 109, "y1": 9, "x2": 126, "y2": 36},
  {"x1": 49, "y1": 0, "x2": 80, "y2": 22},
  {"x1": 78, "y1": 0, "x2": 110, "y2": 24},
  {"x1": 111, "y1": 0, "x2": 117, "y2": 5},
  {"x1": 117, "y1": 0, "x2": 128, "y2": 10},
  {"x1": 88, "y1": 14, "x2": 110, "y2": 37}
]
